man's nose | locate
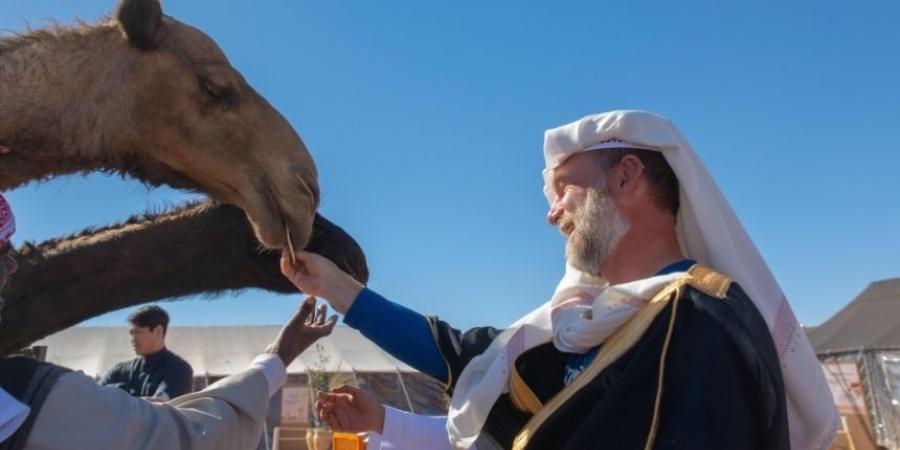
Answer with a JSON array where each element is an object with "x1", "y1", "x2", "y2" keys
[{"x1": 547, "y1": 200, "x2": 564, "y2": 226}]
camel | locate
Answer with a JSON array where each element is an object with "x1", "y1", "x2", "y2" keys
[
  {"x1": 1, "y1": 0, "x2": 369, "y2": 353},
  {"x1": 1, "y1": 0, "x2": 317, "y2": 250},
  {"x1": 0, "y1": 202, "x2": 368, "y2": 354}
]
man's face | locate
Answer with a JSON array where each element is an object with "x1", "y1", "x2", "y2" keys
[
  {"x1": 129, "y1": 324, "x2": 164, "y2": 356},
  {"x1": 0, "y1": 244, "x2": 17, "y2": 322},
  {"x1": 547, "y1": 152, "x2": 629, "y2": 275}
]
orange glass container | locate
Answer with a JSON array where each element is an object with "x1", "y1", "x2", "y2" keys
[{"x1": 332, "y1": 432, "x2": 366, "y2": 450}]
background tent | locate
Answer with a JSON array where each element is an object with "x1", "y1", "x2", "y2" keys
[{"x1": 808, "y1": 278, "x2": 900, "y2": 450}]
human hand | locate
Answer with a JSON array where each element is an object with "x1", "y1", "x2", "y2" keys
[
  {"x1": 315, "y1": 385, "x2": 385, "y2": 434},
  {"x1": 280, "y1": 250, "x2": 364, "y2": 314},
  {"x1": 266, "y1": 297, "x2": 337, "y2": 366}
]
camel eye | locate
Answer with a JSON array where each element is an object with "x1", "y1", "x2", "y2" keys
[{"x1": 199, "y1": 78, "x2": 235, "y2": 106}]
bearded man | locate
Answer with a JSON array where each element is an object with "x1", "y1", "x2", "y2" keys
[{"x1": 282, "y1": 110, "x2": 837, "y2": 450}]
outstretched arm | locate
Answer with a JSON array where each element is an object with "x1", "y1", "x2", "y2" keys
[
  {"x1": 25, "y1": 298, "x2": 338, "y2": 450},
  {"x1": 281, "y1": 251, "x2": 502, "y2": 388}
]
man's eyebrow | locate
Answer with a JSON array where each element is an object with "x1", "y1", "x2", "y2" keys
[{"x1": 554, "y1": 173, "x2": 576, "y2": 189}]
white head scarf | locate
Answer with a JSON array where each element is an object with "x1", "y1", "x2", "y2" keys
[{"x1": 542, "y1": 110, "x2": 838, "y2": 450}]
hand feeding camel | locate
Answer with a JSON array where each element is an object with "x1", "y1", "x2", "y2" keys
[{"x1": 0, "y1": 0, "x2": 368, "y2": 352}]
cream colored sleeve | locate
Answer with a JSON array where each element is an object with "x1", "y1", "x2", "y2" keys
[
  {"x1": 373, "y1": 407, "x2": 457, "y2": 450},
  {"x1": 25, "y1": 357, "x2": 280, "y2": 450}
]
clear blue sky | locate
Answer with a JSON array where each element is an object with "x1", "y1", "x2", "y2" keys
[{"x1": 2, "y1": 0, "x2": 898, "y2": 331}]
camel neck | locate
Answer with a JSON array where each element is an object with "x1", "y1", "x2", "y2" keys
[{"x1": 0, "y1": 23, "x2": 133, "y2": 190}]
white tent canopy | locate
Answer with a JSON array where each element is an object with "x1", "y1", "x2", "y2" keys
[{"x1": 35, "y1": 325, "x2": 419, "y2": 378}]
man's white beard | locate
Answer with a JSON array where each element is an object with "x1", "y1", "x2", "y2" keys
[{"x1": 564, "y1": 188, "x2": 629, "y2": 275}]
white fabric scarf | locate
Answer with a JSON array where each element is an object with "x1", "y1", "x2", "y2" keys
[
  {"x1": 550, "y1": 270, "x2": 690, "y2": 355},
  {"x1": 446, "y1": 268, "x2": 686, "y2": 449},
  {"x1": 447, "y1": 110, "x2": 838, "y2": 450}
]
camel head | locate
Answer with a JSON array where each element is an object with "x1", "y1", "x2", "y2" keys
[{"x1": 110, "y1": 0, "x2": 318, "y2": 249}]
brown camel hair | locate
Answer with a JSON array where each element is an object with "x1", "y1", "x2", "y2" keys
[
  {"x1": 0, "y1": 202, "x2": 369, "y2": 354},
  {"x1": 0, "y1": 0, "x2": 319, "y2": 249},
  {"x1": 0, "y1": 0, "x2": 368, "y2": 352}
]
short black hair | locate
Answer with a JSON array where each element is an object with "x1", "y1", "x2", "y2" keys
[{"x1": 128, "y1": 305, "x2": 170, "y2": 335}]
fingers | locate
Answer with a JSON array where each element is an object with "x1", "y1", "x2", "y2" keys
[
  {"x1": 323, "y1": 315, "x2": 338, "y2": 332},
  {"x1": 330, "y1": 384, "x2": 360, "y2": 396},
  {"x1": 303, "y1": 301, "x2": 338, "y2": 335},
  {"x1": 280, "y1": 249, "x2": 298, "y2": 277},
  {"x1": 305, "y1": 301, "x2": 327, "y2": 326},
  {"x1": 293, "y1": 296, "x2": 316, "y2": 325},
  {"x1": 309, "y1": 315, "x2": 338, "y2": 338},
  {"x1": 316, "y1": 390, "x2": 352, "y2": 431},
  {"x1": 280, "y1": 249, "x2": 313, "y2": 279},
  {"x1": 315, "y1": 304, "x2": 327, "y2": 326},
  {"x1": 316, "y1": 390, "x2": 333, "y2": 402},
  {"x1": 315, "y1": 398, "x2": 330, "y2": 419}
]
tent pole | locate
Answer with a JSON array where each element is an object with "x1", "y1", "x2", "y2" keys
[{"x1": 396, "y1": 370, "x2": 415, "y2": 413}]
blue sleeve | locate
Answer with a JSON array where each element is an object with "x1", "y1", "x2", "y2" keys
[{"x1": 344, "y1": 288, "x2": 448, "y2": 381}]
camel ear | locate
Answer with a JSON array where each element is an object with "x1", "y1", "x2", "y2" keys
[{"x1": 116, "y1": 0, "x2": 163, "y2": 50}]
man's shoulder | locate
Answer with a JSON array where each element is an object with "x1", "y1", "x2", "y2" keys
[
  {"x1": 672, "y1": 265, "x2": 757, "y2": 319},
  {"x1": 663, "y1": 265, "x2": 786, "y2": 401},
  {"x1": 115, "y1": 356, "x2": 143, "y2": 370},
  {"x1": 668, "y1": 265, "x2": 777, "y2": 360},
  {"x1": 166, "y1": 350, "x2": 193, "y2": 373}
]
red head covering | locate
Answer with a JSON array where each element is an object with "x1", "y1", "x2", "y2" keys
[{"x1": 0, "y1": 194, "x2": 15, "y2": 247}]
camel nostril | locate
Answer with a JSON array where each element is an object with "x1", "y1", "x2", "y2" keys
[
  {"x1": 295, "y1": 173, "x2": 320, "y2": 210},
  {"x1": 309, "y1": 182, "x2": 320, "y2": 209}
]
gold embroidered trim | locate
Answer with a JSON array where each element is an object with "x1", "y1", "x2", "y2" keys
[
  {"x1": 511, "y1": 280, "x2": 685, "y2": 450},
  {"x1": 685, "y1": 264, "x2": 732, "y2": 299},
  {"x1": 643, "y1": 292, "x2": 681, "y2": 450},
  {"x1": 509, "y1": 365, "x2": 543, "y2": 415}
]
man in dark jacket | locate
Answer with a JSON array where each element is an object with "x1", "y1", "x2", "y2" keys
[{"x1": 99, "y1": 305, "x2": 193, "y2": 400}]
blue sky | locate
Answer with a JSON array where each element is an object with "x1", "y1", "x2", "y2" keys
[{"x1": 2, "y1": 0, "x2": 898, "y2": 331}]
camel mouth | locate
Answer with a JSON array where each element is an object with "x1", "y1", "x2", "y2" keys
[
  {"x1": 238, "y1": 179, "x2": 317, "y2": 251},
  {"x1": 148, "y1": 156, "x2": 318, "y2": 250}
]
